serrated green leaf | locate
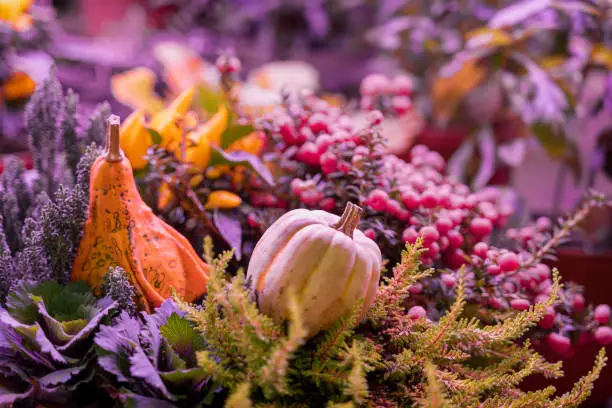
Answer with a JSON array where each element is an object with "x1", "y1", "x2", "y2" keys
[
  {"x1": 160, "y1": 313, "x2": 206, "y2": 367},
  {"x1": 146, "y1": 128, "x2": 163, "y2": 145}
]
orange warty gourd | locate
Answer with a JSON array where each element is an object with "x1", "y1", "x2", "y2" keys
[{"x1": 72, "y1": 115, "x2": 210, "y2": 311}]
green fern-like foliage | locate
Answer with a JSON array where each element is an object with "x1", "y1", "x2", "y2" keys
[{"x1": 174, "y1": 238, "x2": 606, "y2": 408}]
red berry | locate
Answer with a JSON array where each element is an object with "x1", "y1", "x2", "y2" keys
[
  {"x1": 402, "y1": 227, "x2": 419, "y2": 244},
  {"x1": 498, "y1": 252, "x2": 520, "y2": 273},
  {"x1": 469, "y1": 217, "x2": 493, "y2": 238},
  {"x1": 447, "y1": 248, "x2": 467, "y2": 269},
  {"x1": 367, "y1": 110, "x2": 384, "y2": 125},
  {"x1": 315, "y1": 134, "x2": 334, "y2": 152},
  {"x1": 439, "y1": 236, "x2": 449, "y2": 251},
  {"x1": 411, "y1": 144, "x2": 429, "y2": 158},
  {"x1": 392, "y1": 74, "x2": 413, "y2": 96},
  {"x1": 420, "y1": 226, "x2": 440, "y2": 245},
  {"x1": 435, "y1": 217, "x2": 453, "y2": 235},
  {"x1": 360, "y1": 96, "x2": 374, "y2": 111},
  {"x1": 337, "y1": 161, "x2": 352, "y2": 174},
  {"x1": 296, "y1": 142, "x2": 321, "y2": 166},
  {"x1": 300, "y1": 190, "x2": 323, "y2": 206},
  {"x1": 363, "y1": 228, "x2": 376, "y2": 240},
  {"x1": 409, "y1": 283, "x2": 423, "y2": 294},
  {"x1": 426, "y1": 242, "x2": 440, "y2": 258},
  {"x1": 546, "y1": 333, "x2": 571, "y2": 354},
  {"x1": 360, "y1": 74, "x2": 390, "y2": 96},
  {"x1": 536, "y1": 216, "x2": 552, "y2": 231},
  {"x1": 572, "y1": 294, "x2": 585, "y2": 313},
  {"x1": 279, "y1": 119, "x2": 299, "y2": 144},
  {"x1": 420, "y1": 190, "x2": 438, "y2": 209},
  {"x1": 489, "y1": 297, "x2": 503, "y2": 309},
  {"x1": 246, "y1": 213, "x2": 259, "y2": 228},
  {"x1": 595, "y1": 326, "x2": 612, "y2": 346},
  {"x1": 215, "y1": 54, "x2": 241, "y2": 74},
  {"x1": 594, "y1": 304, "x2": 611, "y2": 324},
  {"x1": 392, "y1": 96, "x2": 412, "y2": 115},
  {"x1": 539, "y1": 306, "x2": 555, "y2": 329},
  {"x1": 594, "y1": 326, "x2": 612, "y2": 345},
  {"x1": 401, "y1": 190, "x2": 421, "y2": 210},
  {"x1": 290, "y1": 179, "x2": 305, "y2": 195},
  {"x1": 441, "y1": 273, "x2": 456, "y2": 288},
  {"x1": 308, "y1": 112, "x2": 329, "y2": 133},
  {"x1": 510, "y1": 298, "x2": 530, "y2": 311},
  {"x1": 407, "y1": 305, "x2": 427, "y2": 321},
  {"x1": 473, "y1": 242, "x2": 488, "y2": 258},
  {"x1": 385, "y1": 199, "x2": 402, "y2": 216},
  {"x1": 446, "y1": 230, "x2": 464, "y2": 248},
  {"x1": 486, "y1": 265, "x2": 502, "y2": 276},
  {"x1": 320, "y1": 152, "x2": 338, "y2": 174},
  {"x1": 366, "y1": 189, "x2": 389, "y2": 212},
  {"x1": 320, "y1": 197, "x2": 336, "y2": 212}
]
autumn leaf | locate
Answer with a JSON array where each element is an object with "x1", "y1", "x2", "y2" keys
[{"x1": 432, "y1": 59, "x2": 487, "y2": 124}]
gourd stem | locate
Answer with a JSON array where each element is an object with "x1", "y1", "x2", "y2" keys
[
  {"x1": 334, "y1": 202, "x2": 363, "y2": 238},
  {"x1": 105, "y1": 115, "x2": 124, "y2": 162}
]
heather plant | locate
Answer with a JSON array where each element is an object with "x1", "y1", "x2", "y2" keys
[
  {"x1": 0, "y1": 72, "x2": 106, "y2": 295},
  {"x1": 0, "y1": 280, "x2": 117, "y2": 405},
  {"x1": 171, "y1": 237, "x2": 607, "y2": 407}
]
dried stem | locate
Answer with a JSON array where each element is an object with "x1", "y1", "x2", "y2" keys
[
  {"x1": 523, "y1": 196, "x2": 600, "y2": 267},
  {"x1": 105, "y1": 115, "x2": 123, "y2": 163},
  {"x1": 334, "y1": 202, "x2": 363, "y2": 238}
]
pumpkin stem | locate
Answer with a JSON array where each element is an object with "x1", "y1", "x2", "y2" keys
[
  {"x1": 105, "y1": 115, "x2": 124, "y2": 163},
  {"x1": 334, "y1": 202, "x2": 363, "y2": 238}
]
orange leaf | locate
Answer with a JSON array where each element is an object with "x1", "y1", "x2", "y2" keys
[
  {"x1": 465, "y1": 27, "x2": 513, "y2": 49},
  {"x1": 432, "y1": 60, "x2": 486, "y2": 124},
  {"x1": 111, "y1": 67, "x2": 164, "y2": 115},
  {"x1": 1, "y1": 71, "x2": 36, "y2": 100},
  {"x1": 591, "y1": 44, "x2": 612, "y2": 70}
]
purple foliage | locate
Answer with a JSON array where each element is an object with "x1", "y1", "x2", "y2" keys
[
  {"x1": 0, "y1": 280, "x2": 117, "y2": 405},
  {"x1": 95, "y1": 300, "x2": 215, "y2": 406}
]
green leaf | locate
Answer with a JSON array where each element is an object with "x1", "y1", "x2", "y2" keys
[
  {"x1": 160, "y1": 313, "x2": 206, "y2": 367},
  {"x1": 531, "y1": 122, "x2": 582, "y2": 181},
  {"x1": 195, "y1": 85, "x2": 227, "y2": 115},
  {"x1": 209, "y1": 146, "x2": 274, "y2": 186},
  {"x1": 221, "y1": 118, "x2": 255, "y2": 150},
  {"x1": 146, "y1": 128, "x2": 163, "y2": 145}
]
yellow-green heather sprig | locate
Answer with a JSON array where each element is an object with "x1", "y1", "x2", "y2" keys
[{"x1": 174, "y1": 240, "x2": 606, "y2": 407}]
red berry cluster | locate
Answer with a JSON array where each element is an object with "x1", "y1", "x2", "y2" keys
[
  {"x1": 241, "y1": 80, "x2": 611, "y2": 356},
  {"x1": 359, "y1": 73, "x2": 414, "y2": 117}
]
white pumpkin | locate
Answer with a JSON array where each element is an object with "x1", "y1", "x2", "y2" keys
[{"x1": 246, "y1": 202, "x2": 382, "y2": 337}]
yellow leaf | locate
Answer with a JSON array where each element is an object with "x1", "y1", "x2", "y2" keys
[
  {"x1": 120, "y1": 110, "x2": 151, "y2": 170},
  {"x1": 111, "y1": 67, "x2": 164, "y2": 115},
  {"x1": 465, "y1": 27, "x2": 513, "y2": 49},
  {"x1": 539, "y1": 56, "x2": 567, "y2": 71},
  {"x1": 204, "y1": 191, "x2": 242, "y2": 210},
  {"x1": 150, "y1": 86, "x2": 196, "y2": 150},
  {"x1": 591, "y1": 44, "x2": 612, "y2": 70},
  {"x1": 180, "y1": 105, "x2": 229, "y2": 170},
  {"x1": 432, "y1": 60, "x2": 486, "y2": 124},
  {"x1": 1, "y1": 71, "x2": 35, "y2": 100},
  {"x1": 227, "y1": 131, "x2": 265, "y2": 156},
  {"x1": 0, "y1": 0, "x2": 23, "y2": 23}
]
